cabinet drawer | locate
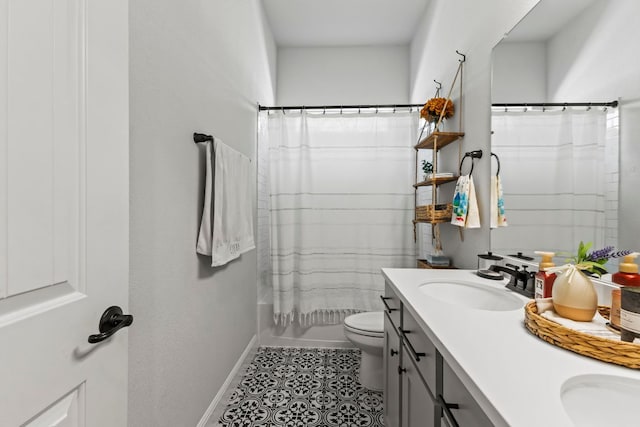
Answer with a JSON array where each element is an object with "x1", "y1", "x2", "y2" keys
[
  {"x1": 442, "y1": 359, "x2": 493, "y2": 427},
  {"x1": 401, "y1": 308, "x2": 437, "y2": 395},
  {"x1": 383, "y1": 282, "x2": 402, "y2": 327}
]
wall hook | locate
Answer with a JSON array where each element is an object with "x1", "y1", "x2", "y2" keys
[{"x1": 456, "y1": 50, "x2": 466, "y2": 63}]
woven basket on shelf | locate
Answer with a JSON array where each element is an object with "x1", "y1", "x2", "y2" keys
[
  {"x1": 524, "y1": 301, "x2": 640, "y2": 369},
  {"x1": 416, "y1": 203, "x2": 452, "y2": 222}
]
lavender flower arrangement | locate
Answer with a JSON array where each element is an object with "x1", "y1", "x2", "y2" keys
[{"x1": 566, "y1": 241, "x2": 632, "y2": 276}]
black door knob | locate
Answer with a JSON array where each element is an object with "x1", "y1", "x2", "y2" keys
[{"x1": 88, "y1": 306, "x2": 133, "y2": 344}]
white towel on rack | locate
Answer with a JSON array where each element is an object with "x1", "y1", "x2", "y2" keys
[
  {"x1": 490, "y1": 175, "x2": 508, "y2": 228},
  {"x1": 196, "y1": 138, "x2": 255, "y2": 266}
]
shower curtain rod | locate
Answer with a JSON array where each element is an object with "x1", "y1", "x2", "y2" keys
[
  {"x1": 492, "y1": 101, "x2": 618, "y2": 108},
  {"x1": 258, "y1": 103, "x2": 425, "y2": 112}
]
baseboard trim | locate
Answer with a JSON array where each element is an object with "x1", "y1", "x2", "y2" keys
[{"x1": 196, "y1": 335, "x2": 257, "y2": 427}]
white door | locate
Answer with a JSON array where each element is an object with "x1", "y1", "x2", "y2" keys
[{"x1": 0, "y1": 0, "x2": 129, "y2": 426}]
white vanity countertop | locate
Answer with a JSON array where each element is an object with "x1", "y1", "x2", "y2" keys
[{"x1": 381, "y1": 268, "x2": 640, "y2": 427}]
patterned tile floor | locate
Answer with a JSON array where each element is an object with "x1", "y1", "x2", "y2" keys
[{"x1": 218, "y1": 347, "x2": 384, "y2": 427}]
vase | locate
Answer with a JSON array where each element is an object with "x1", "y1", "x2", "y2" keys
[
  {"x1": 552, "y1": 266, "x2": 598, "y2": 321},
  {"x1": 427, "y1": 115, "x2": 444, "y2": 133}
]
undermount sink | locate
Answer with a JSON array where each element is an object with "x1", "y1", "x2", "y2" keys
[
  {"x1": 561, "y1": 374, "x2": 640, "y2": 426},
  {"x1": 419, "y1": 280, "x2": 524, "y2": 311}
]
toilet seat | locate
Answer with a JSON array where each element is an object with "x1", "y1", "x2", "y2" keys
[{"x1": 344, "y1": 311, "x2": 384, "y2": 338}]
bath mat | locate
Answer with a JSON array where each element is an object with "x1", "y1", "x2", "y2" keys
[{"x1": 218, "y1": 346, "x2": 384, "y2": 427}]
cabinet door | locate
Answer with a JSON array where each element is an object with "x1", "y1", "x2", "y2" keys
[
  {"x1": 384, "y1": 312, "x2": 402, "y2": 427},
  {"x1": 442, "y1": 360, "x2": 493, "y2": 427},
  {"x1": 401, "y1": 350, "x2": 437, "y2": 427}
]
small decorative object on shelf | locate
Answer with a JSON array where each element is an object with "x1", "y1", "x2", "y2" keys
[
  {"x1": 551, "y1": 242, "x2": 631, "y2": 321},
  {"x1": 415, "y1": 203, "x2": 452, "y2": 223},
  {"x1": 421, "y1": 160, "x2": 433, "y2": 175},
  {"x1": 420, "y1": 97, "x2": 455, "y2": 123}
]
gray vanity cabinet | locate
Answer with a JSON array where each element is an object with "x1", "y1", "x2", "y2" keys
[
  {"x1": 383, "y1": 284, "x2": 438, "y2": 427},
  {"x1": 383, "y1": 282, "x2": 494, "y2": 427}
]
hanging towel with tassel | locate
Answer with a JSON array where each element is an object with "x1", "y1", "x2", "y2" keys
[
  {"x1": 490, "y1": 175, "x2": 508, "y2": 228},
  {"x1": 451, "y1": 174, "x2": 480, "y2": 228},
  {"x1": 196, "y1": 138, "x2": 255, "y2": 266}
]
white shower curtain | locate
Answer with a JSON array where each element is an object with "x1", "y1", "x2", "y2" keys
[
  {"x1": 491, "y1": 108, "x2": 611, "y2": 256},
  {"x1": 262, "y1": 110, "x2": 417, "y2": 325}
]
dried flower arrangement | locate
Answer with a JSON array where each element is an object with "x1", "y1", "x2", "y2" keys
[{"x1": 420, "y1": 97, "x2": 454, "y2": 121}]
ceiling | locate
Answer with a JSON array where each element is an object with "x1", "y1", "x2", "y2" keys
[
  {"x1": 503, "y1": 0, "x2": 598, "y2": 42},
  {"x1": 262, "y1": 0, "x2": 430, "y2": 47}
]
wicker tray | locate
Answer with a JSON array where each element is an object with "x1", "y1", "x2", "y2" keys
[
  {"x1": 524, "y1": 301, "x2": 640, "y2": 369},
  {"x1": 416, "y1": 203, "x2": 452, "y2": 222}
]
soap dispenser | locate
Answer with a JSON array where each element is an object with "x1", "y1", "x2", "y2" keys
[
  {"x1": 534, "y1": 251, "x2": 556, "y2": 299},
  {"x1": 611, "y1": 252, "x2": 640, "y2": 329},
  {"x1": 613, "y1": 253, "x2": 640, "y2": 286}
]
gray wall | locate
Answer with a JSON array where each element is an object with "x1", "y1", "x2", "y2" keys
[
  {"x1": 276, "y1": 46, "x2": 410, "y2": 105},
  {"x1": 128, "y1": 1, "x2": 276, "y2": 426},
  {"x1": 492, "y1": 42, "x2": 547, "y2": 103}
]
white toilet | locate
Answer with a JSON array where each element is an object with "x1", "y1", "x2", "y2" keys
[{"x1": 344, "y1": 311, "x2": 385, "y2": 391}]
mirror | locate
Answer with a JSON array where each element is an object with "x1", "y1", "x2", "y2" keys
[{"x1": 490, "y1": 0, "x2": 639, "y2": 272}]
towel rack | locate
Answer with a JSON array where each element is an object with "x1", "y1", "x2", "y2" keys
[
  {"x1": 193, "y1": 133, "x2": 213, "y2": 144},
  {"x1": 459, "y1": 150, "x2": 483, "y2": 176},
  {"x1": 491, "y1": 152, "x2": 501, "y2": 176}
]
